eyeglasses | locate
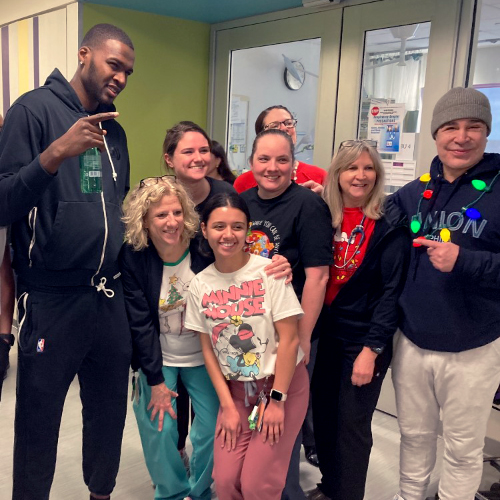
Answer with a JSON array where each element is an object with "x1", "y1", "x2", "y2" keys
[
  {"x1": 339, "y1": 140, "x2": 377, "y2": 150},
  {"x1": 263, "y1": 119, "x2": 298, "y2": 130},
  {"x1": 139, "y1": 175, "x2": 177, "y2": 188}
]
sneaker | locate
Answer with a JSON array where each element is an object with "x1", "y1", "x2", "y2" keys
[
  {"x1": 304, "y1": 445, "x2": 320, "y2": 468},
  {"x1": 306, "y1": 486, "x2": 331, "y2": 500}
]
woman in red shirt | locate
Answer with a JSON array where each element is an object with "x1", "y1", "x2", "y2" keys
[{"x1": 307, "y1": 140, "x2": 410, "y2": 500}]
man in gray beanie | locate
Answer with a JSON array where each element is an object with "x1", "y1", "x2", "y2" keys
[{"x1": 389, "y1": 87, "x2": 500, "y2": 500}]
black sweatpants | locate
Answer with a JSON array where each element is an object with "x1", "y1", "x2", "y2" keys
[
  {"x1": 312, "y1": 333, "x2": 392, "y2": 500},
  {"x1": 13, "y1": 279, "x2": 132, "y2": 500}
]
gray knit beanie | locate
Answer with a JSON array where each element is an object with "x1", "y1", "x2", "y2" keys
[{"x1": 431, "y1": 87, "x2": 491, "y2": 138}]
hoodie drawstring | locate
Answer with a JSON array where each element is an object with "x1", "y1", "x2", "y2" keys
[
  {"x1": 90, "y1": 123, "x2": 118, "y2": 293},
  {"x1": 99, "y1": 122, "x2": 117, "y2": 182},
  {"x1": 28, "y1": 207, "x2": 38, "y2": 268},
  {"x1": 95, "y1": 277, "x2": 115, "y2": 298}
]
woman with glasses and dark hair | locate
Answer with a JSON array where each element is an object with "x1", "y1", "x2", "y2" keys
[
  {"x1": 207, "y1": 140, "x2": 236, "y2": 185},
  {"x1": 234, "y1": 105, "x2": 326, "y2": 194},
  {"x1": 307, "y1": 141, "x2": 410, "y2": 500}
]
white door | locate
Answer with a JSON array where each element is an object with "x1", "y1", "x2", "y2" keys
[
  {"x1": 335, "y1": 0, "x2": 467, "y2": 176},
  {"x1": 210, "y1": 0, "x2": 469, "y2": 176},
  {"x1": 209, "y1": 8, "x2": 342, "y2": 171}
]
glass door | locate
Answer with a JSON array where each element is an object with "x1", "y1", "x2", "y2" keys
[
  {"x1": 227, "y1": 39, "x2": 322, "y2": 175},
  {"x1": 209, "y1": 9, "x2": 342, "y2": 171},
  {"x1": 335, "y1": 0, "x2": 465, "y2": 177}
]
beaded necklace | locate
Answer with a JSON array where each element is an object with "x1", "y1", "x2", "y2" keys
[
  {"x1": 292, "y1": 161, "x2": 299, "y2": 182},
  {"x1": 410, "y1": 170, "x2": 500, "y2": 247}
]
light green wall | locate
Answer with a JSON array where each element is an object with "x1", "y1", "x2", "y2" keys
[{"x1": 83, "y1": 4, "x2": 210, "y2": 187}]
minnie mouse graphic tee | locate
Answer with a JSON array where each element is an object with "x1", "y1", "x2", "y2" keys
[{"x1": 185, "y1": 254, "x2": 304, "y2": 381}]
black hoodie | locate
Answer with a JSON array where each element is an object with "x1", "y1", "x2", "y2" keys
[
  {"x1": 392, "y1": 153, "x2": 500, "y2": 352},
  {"x1": 0, "y1": 69, "x2": 130, "y2": 287}
]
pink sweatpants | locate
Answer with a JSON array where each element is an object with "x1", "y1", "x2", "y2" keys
[{"x1": 213, "y1": 362, "x2": 309, "y2": 500}]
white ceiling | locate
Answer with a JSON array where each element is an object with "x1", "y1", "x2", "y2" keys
[
  {"x1": 366, "y1": 0, "x2": 500, "y2": 55},
  {"x1": 478, "y1": 0, "x2": 500, "y2": 44},
  {"x1": 366, "y1": 23, "x2": 431, "y2": 55}
]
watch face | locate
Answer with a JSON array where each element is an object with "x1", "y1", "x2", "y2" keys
[
  {"x1": 270, "y1": 389, "x2": 283, "y2": 401},
  {"x1": 284, "y1": 61, "x2": 305, "y2": 91}
]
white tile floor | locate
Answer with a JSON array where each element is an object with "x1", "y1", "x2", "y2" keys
[{"x1": 0, "y1": 342, "x2": 498, "y2": 499}]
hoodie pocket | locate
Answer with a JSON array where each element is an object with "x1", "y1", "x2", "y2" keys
[{"x1": 42, "y1": 201, "x2": 120, "y2": 271}]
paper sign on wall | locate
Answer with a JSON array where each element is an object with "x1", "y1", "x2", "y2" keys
[
  {"x1": 383, "y1": 160, "x2": 416, "y2": 194},
  {"x1": 367, "y1": 103, "x2": 405, "y2": 153},
  {"x1": 396, "y1": 133, "x2": 416, "y2": 161}
]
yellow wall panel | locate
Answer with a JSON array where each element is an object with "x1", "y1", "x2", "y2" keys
[{"x1": 17, "y1": 20, "x2": 31, "y2": 96}]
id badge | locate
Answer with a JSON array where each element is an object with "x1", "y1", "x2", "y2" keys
[
  {"x1": 248, "y1": 390, "x2": 267, "y2": 431},
  {"x1": 256, "y1": 392, "x2": 268, "y2": 433}
]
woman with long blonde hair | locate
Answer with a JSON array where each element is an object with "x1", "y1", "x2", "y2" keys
[{"x1": 308, "y1": 140, "x2": 410, "y2": 500}]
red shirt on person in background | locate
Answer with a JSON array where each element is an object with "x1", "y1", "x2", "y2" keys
[{"x1": 234, "y1": 161, "x2": 326, "y2": 194}]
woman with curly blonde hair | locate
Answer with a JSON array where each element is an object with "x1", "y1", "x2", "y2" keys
[{"x1": 120, "y1": 176, "x2": 218, "y2": 500}]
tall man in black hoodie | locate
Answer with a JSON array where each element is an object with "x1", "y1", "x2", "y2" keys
[
  {"x1": 0, "y1": 24, "x2": 135, "y2": 500},
  {"x1": 390, "y1": 88, "x2": 500, "y2": 500}
]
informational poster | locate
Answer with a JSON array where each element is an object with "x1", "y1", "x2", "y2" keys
[
  {"x1": 367, "y1": 102, "x2": 405, "y2": 153},
  {"x1": 228, "y1": 95, "x2": 249, "y2": 174},
  {"x1": 383, "y1": 160, "x2": 416, "y2": 194}
]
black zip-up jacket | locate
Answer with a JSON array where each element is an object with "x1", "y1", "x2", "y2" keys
[
  {"x1": 120, "y1": 239, "x2": 212, "y2": 386},
  {"x1": 0, "y1": 69, "x2": 130, "y2": 287},
  {"x1": 393, "y1": 153, "x2": 500, "y2": 352},
  {"x1": 325, "y1": 202, "x2": 410, "y2": 349}
]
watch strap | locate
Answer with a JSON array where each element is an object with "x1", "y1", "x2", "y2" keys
[{"x1": 367, "y1": 345, "x2": 384, "y2": 355}]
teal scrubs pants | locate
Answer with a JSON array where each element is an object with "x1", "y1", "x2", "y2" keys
[{"x1": 134, "y1": 365, "x2": 219, "y2": 500}]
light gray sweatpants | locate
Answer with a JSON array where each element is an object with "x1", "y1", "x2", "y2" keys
[{"x1": 392, "y1": 332, "x2": 500, "y2": 500}]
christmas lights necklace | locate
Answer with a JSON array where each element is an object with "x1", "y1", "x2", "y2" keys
[
  {"x1": 334, "y1": 214, "x2": 367, "y2": 269},
  {"x1": 410, "y1": 170, "x2": 500, "y2": 246}
]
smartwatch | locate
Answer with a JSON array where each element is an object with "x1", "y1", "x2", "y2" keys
[
  {"x1": 270, "y1": 389, "x2": 287, "y2": 402},
  {"x1": 367, "y1": 346, "x2": 384, "y2": 355}
]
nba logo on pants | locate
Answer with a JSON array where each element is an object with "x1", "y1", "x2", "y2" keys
[{"x1": 37, "y1": 338, "x2": 45, "y2": 353}]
